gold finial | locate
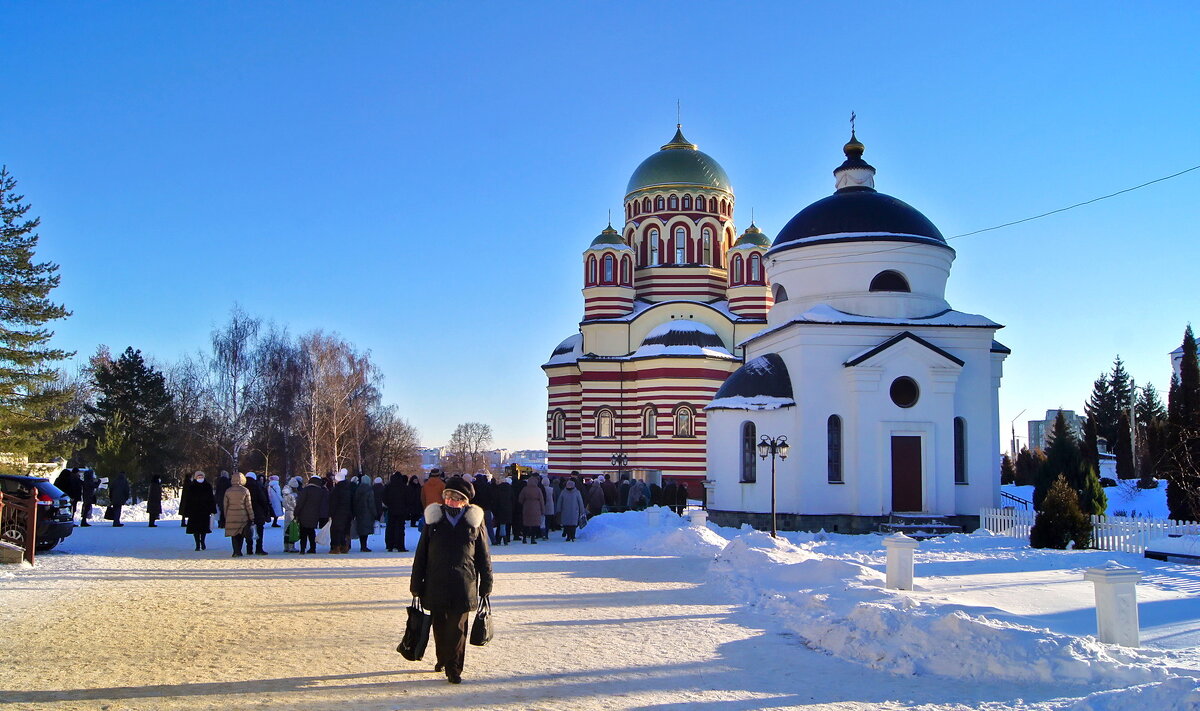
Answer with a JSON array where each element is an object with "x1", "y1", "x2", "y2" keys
[
  {"x1": 608, "y1": 208, "x2": 612, "y2": 228},
  {"x1": 844, "y1": 112, "x2": 865, "y2": 159}
]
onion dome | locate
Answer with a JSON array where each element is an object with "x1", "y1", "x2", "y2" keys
[
  {"x1": 589, "y1": 224, "x2": 626, "y2": 248},
  {"x1": 626, "y1": 126, "x2": 732, "y2": 196},
  {"x1": 545, "y1": 333, "x2": 583, "y2": 366},
  {"x1": 770, "y1": 131, "x2": 947, "y2": 254},
  {"x1": 632, "y1": 320, "x2": 734, "y2": 359},
  {"x1": 705, "y1": 354, "x2": 796, "y2": 411},
  {"x1": 732, "y1": 223, "x2": 771, "y2": 249}
]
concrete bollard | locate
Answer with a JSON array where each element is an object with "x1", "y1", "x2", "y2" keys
[
  {"x1": 883, "y1": 533, "x2": 919, "y2": 590},
  {"x1": 1083, "y1": 563, "x2": 1143, "y2": 647},
  {"x1": 688, "y1": 509, "x2": 708, "y2": 528},
  {"x1": 646, "y1": 508, "x2": 661, "y2": 527}
]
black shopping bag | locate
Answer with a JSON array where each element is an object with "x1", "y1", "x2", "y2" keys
[
  {"x1": 397, "y1": 597, "x2": 432, "y2": 661},
  {"x1": 469, "y1": 596, "x2": 493, "y2": 647},
  {"x1": 103, "y1": 506, "x2": 114, "y2": 520}
]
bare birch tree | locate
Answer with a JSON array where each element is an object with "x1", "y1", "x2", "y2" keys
[
  {"x1": 444, "y1": 422, "x2": 493, "y2": 475},
  {"x1": 206, "y1": 307, "x2": 262, "y2": 472},
  {"x1": 295, "y1": 331, "x2": 381, "y2": 475}
]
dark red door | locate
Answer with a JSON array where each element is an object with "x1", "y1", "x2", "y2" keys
[{"x1": 891, "y1": 436, "x2": 922, "y2": 512}]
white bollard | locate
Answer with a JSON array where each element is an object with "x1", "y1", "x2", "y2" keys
[
  {"x1": 688, "y1": 509, "x2": 708, "y2": 528},
  {"x1": 646, "y1": 508, "x2": 661, "y2": 527},
  {"x1": 883, "y1": 533, "x2": 919, "y2": 590},
  {"x1": 1083, "y1": 563, "x2": 1143, "y2": 647}
]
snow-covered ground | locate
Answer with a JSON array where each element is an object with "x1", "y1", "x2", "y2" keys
[{"x1": 1, "y1": 502, "x2": 1198, "y2": 710}]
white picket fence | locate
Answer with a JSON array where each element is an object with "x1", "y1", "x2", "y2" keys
[{"x1": 980, "y1": 507, "x2": 1200, "y2": 554}]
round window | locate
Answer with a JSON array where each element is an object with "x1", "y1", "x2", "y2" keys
[{"x1": 890, "y1": 377, "x2": 919, "y2": 408}]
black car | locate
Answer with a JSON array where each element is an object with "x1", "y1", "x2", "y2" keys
[{"x1": 0, "y1": 475, "x2": 75, "y2": 551}]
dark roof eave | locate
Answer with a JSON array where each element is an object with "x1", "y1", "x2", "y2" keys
[
  {"x1": 843, "y1": 331, "x2": 965, "y2": 368},
  {"x1": 739, "y1": 314, "x2": 1004, "y2": 349},
  {"x1": 766, "y1": 234, "x2": 955, "y2": 259}
]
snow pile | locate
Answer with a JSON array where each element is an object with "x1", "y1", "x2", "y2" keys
[
  {"x1": 1067, "y1": 676, "x2": 1200, "y2": 710},
  {"x1": 581, "y1": 507, "x2": 727, "y2": 557},
  {"x1": 82, "y1": 496, "x2": 181, "y2": 524}
]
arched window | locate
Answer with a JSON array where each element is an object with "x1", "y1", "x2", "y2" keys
[
  {"x1": 954, "y1": 417, "x2": 967, "y2": 484},
  {"x1": 551, "y1": 410, "x2": 566, "y2": 441},
  {"x1": 675, "y1": 227, "x2": 687, "y2": 263},
  {"x1": 696, "y1": 196, "x2": 706, "y2": 212},
  {"x1": 668, "y1": 195, "x2": 678, "y2": 210},
  {"x1": 732, "y1": 255, "x2": 744, "y2": 284},
  {"x1": 656, "y1": 196, "x2": 665, "y2": 211},
  {"x1": 772, "y1": 283, "x2": 789, "y2": 303},
  {"x1": 673, "y1": 405, "x2": 694, "y2": 437},
  {"x1": 596, "y1": 409, "x2": 615, "y2": 439},
  {"x1": 586, "y1": 255, "x2": 597, "y2": 285},
  {"x1": 649, "y1": 228, "x2": 659, "y2": 265},
  {"x1": 749, "y1": 254, "x2": 762, "y2": 282},
  {"x1": 827, "y1": 415, "x2": 843, "y2": 483},
  {"x1": 740, "y1": 421, "x2": 757, "y2": 483},
  {"x1": 869, "y1": 270, "x2": 911, "y2": 293},
  {"x1": 720, "y1": 199, "x2": 727, "y2": 215},
  {"x1": 682, "y1": 195, "x2": 692, "y2": 210},
  {"x1": 641, "y1": 406, "x2": 657, "y2": 438},
  {"x1": 643, "y1": 197, "x2": 651, "y2": 212},
  {"x1": 620, "y1": 255, "x2": 631, "y2": 284},
  {"x1": 603, "y1": 254, "x2": 615, "y2": 283},
  {"x1": 702, "y1": 228, "x2": 713, "y2": 264}
]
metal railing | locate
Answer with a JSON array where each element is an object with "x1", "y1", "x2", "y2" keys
[
  {"x1": 1000, "y1": 490, "x2": 1032, "y2": 509},
  {"x1": 0, "y1": 490, "x2": 37, "y2": 565}
]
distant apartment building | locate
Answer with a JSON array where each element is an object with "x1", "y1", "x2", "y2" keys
[
  {"x1": 419, "y1": 447, "x2": 441, "y2": 470},
  {"x1": 1027, "y1": 409, "x2": 1085, "y2": 452}
]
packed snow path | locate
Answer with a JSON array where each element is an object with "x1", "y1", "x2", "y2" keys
[{"x1": 0, "y1": 516, "x2": 1196, "y2": 710}]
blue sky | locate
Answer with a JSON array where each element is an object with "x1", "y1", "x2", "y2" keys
[{"x1": 3, "y1": 2, "x2": 1198, "y2": 450}]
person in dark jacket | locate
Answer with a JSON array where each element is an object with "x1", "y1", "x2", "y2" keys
[
  {"x1": 402, "y1": 475, "x2": 423, "y2": 527},
  {"x1": 353, "y1": 474, "x2": 376, "y2": 552},
  {"x1": 382, "y1": 473, "x2": 409, "y2": 552},
  {"x1": 147, "y1": 474, "x2": 163, "y2": 527},
  {"x1": 491, "y1": 476, "x2": 513, "y2": 545},
  {"x1": 214, "y1": 471, "x2": 232, "y2": 528},
  {"x1": 80, "y1": 470, "x2": 98, "y2": 526},
  {"x1": 586, "y1": 477, "x2": 606, "y2": 518},
  {"x1": 293, "y1": 476, "x2": 328, "y2": 554},
  {"x1": 617, "y1": 476, "x2": 632, "y2": 513},
  {"x1": 109, "y1": 472, "x2": 131, "y2": 526},
  {"x1": 244, "y1": 472, "x2": 272, "y2": 555},
  {"x1": 675, "y1": 479, "x2": 689, "y2": 515},
  {"x1": 329, "y1": 471, "x2": 355, "y2": 554},
  {"x1": 183, "y1": 471, "x2": 216, "y2": 550},
  {"x1": 409, "y1": 477, "x2": 493, "y2": 684},
  {"x1": 54, "y1": 468, "x2": 83, "y2": 517}
]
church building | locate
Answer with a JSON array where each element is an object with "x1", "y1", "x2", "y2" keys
[
  {"x1": 543, "y1": 127, "x2": 772, "y2": 496},
  {"x1": 705, "y1": 132, "x2": 1008, "y2": 532}
]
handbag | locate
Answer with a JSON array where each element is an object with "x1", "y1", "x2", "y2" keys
[
  {"x1": 397, "y1": 597, "x2": 433, "y2": 660},
  {"x1": 284, "y1": 520, "x2": 300, "y2": 544},
  {"x1": 578, "y1": 512, "x2": 588, "y2": 529},
  {"x1": 103, "y1": 506, "x2": 114, "y2": 520},
  {"x1": 469, "y1": 595, "x2": 493, "y2": 647},
  {"x1": 315, "y1": 521, "x2": 331, "y2": 546}
]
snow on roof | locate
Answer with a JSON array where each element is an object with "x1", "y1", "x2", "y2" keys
[
  {"x1": 584, "y1": 243, "x2": 635, "y2": 253},
  {"x1": 631, "y1": 343, "x2": 736, "y2": 360},
  {"x1": 706, "y1": 353, "x2": 794, "y2": 410},
  {"x1": 705, "y1": 394, "x2": 796, "y2": 411},
  {"x1": 765, "y1": 230, "x2": 951, "y2": 252},
  {"x1": 543, "y1": 333, "x2": 583, "y2": 366},
  {"x1": 740, "y1": 304, "x2": 1000, "y2": 348},
  {"x1": 585, "y1": 298, "x2": 757, "y2": 325}
]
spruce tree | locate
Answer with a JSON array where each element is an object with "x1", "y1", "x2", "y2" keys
[
  {"x1": 1085, "y1": 373, "x2": 1118, "y2": 449},
  {"x1": 1036, "y1": 411, "x2": 1083, "y2": 509},
  {"x1": 1030, "y1": 475, "x2": 1092, "y2": 549},
  {"x1": 1082, "y1": 417, "x2": 1100, "y2": 478},
  {"x1": 92, "y1": 347, "x2": 177, "y2": 486},
  {"x1": 1136, "y1": 383, "x2": 1168, "y2": 479},
  {"x1": 1165, "y1": 327, "x2": 1200, "y2": 520},
  {"x1": 1000, "y1": 453, "x2": 1016, "y2": 485},
  {"x1": 1113, "y1": 410, "x2": 1135, "y2": 480},
  {"x1": 94, "y1": 410, "x2": 138, "y2": 479},
  {"x1": 1079, "y1": 464, "x2": 1108, "y2": 517},
  {"x1": 1015, "y1": 446, "x2": 1045, "y2": 487},
  {"x1": 0, "y1": 166, "x2": 75, "y2": 459}
]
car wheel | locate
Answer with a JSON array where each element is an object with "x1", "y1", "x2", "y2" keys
[{"x1": 2, "y1": 526, "x2": 25, "y2": 547}]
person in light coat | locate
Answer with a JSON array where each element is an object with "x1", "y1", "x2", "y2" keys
[
  {"x1": 556, "y1": 479, "x2": 586, "y2": 542},
  {"x1": 517, "y1": 476, "x2": 545, "y2": 544},
  {"x1": 267, "y1": 475, "x2": 283, "y2": 527},
  {"x1": 539, "y1": 475, "x2": 556, "y2": 540},
  {"x1": 282, "y1": 476, "x2": 302, "y2": 552},
  {"x1": 222, "y1": 472, "x2": 255, "y2": 557}
]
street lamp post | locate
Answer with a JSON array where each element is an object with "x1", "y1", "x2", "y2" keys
[
  {"x1": 610, "y1": 451, "x2": 628, "y2": 482},
  {"x1": 756, "y1": 435, "x2": 790, "y2": 538}
]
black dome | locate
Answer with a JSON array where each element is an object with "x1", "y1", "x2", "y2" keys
[
  {"x1": 770, "y1": 187, "x2": 947, "y2": 254},
  {"x1": 710, "y1": 353, "x2": 793, "y2": 402}
]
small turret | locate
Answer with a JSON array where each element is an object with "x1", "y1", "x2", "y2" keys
[
  {"x1": 582, "y1": 224, "x2": 636, "y2": 320},
  {"x1": 726, "y1": 223, "x2": 772, "y2": 319}
]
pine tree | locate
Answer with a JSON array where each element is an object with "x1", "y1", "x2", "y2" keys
[
  {"x1": 0, "y1": 166, "x2": 76, "y2": 458},
  {"x1": 94, "y1": 411, "x2": 138, "y2": 479},
  {"x1": 1109, "y1": 356, "x2": 1133, "y2": 417},
  {"x1": 1000, "y1": 453, "x2": 1016, "y2": 485},
  {"x1": 1084, "y1": 373, "x2": 1118, "y2": 449},
  {"x1": 1030, "y1": 475, "x2": 1092, "y2": 549},
  {"x1": 1036, "y1": 411, "x2": 1083, "y2": 509},
  {"x1": 92, "y1": 347, "x2": 177, "y2": 486},
  {"x1": 1165, "y1": 327, "x2": 1200, "y2": 521},
  {"x1": 1082, "y1": 417, "x2": 1100, "y2": 479},
  {"x1": 1015, "y1": 446, "x2": 1045, "y2": 487},
  {"x1": 1136, "y1": 383, "x2": 1168, "y2": 480},
  {"x1": 1113, "y1": 410, "x2": 1135, "y2": 480},
  {"x1": 1079, "y1": 464, "x2": 1108, "y2": 517}
]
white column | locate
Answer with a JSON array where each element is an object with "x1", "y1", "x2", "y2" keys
[
  {"x1": 1083, "y1": 564, "x2": 1142, "y2": 647},
  {"x1": 646, "y1": 508, "x2": 661, "y2": 527},
  {"x1": 883, "y1": 533, "x2": 919, "y2": 590},
  {"x1": 689, "y1": 509, "x2": 708, "y2": 527}
]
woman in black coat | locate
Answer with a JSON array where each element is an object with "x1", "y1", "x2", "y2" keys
[
  {"x1": 292, "y1": 477, "x2": 328, "y2": 554},
  {"x1": 183, "y1": 471, "x2": 217, "y2": 551},
  {"x1": 382, "y1": 474, "x2": 409, "y2": 552},
  {"x1": 108, "y1": 472, "x2": 131, "y2": 526},
  {"x1": 329, "y1": 475, "x2": 356, "y2": 554},
  {"x1": 402, "y1": 475, "x2": 423, "y2": 527},
  {"x1": 410, "y1": 478, "x2": 493, "y2": 684},
  {"x1": 491, "y1": 477, "x2": 513, "y2": 545},
  {"x1": 147, "y1": 474, "x2": 163, "y2": 527}
]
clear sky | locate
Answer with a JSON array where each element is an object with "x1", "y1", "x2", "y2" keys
[{"x1": 3, "y1": 2, "x2": 1198, "y2": 451}]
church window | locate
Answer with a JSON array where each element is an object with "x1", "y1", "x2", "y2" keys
[
  {"x1": 620, "y1": 256, "x2": 631, "y2": 284},
  {"x1": 749, "y1": 254, "x2": 762, "y2": 282},
  {"x1": 603, "y1": 254, "x2": 615, "y2": 283},
  {"x1": 772, "y1": 283, "x2": 788, "y2": 302},
  {"x1": 586, "y1": 256, "x2": 597, "y2": 285},
  {"x1": 649, "y1": 229, "x2": 660, "y2": 265},
  {"x1": 673, "y1": 405, "x2": 694, "y2": 437},
  {"x1": 889, "y1": 377, "x2": 919, "y2": 408},
  {"x1": 702, "y1": 228, "x2": 713, "y2": 264},
  {"x1": 596, "y1": 409, "x2": 615, "y2": 439},
  {"x1": 668, "y1": 195, "x2": 678, "y2": 210},
  {"x1": 642, "y1": 406, "x2": 657, "y2": 438},
  {"x1": 656, "y1": 196, "x2": 665, "y2": 211},
  {"x1": 732, "y1": 255, "x2": 744, "y2": 285},
  {"x1": 643, "y1": 197, "x2": 651, "y2": 212},
  {"x1": 696, "y1": 196, "x2": 706, "y2": 212},
  {"x1": 869, "y1": 270, "x2": 910, "y2": 293},
  {"x1": 625, "y1": 204, "x2": 631, "y2": 220},
  {"x1": 740, "y1": 421, "x2": 757, "y2": 483},
  {"x1": 675, "y1": 227, "x2": 687, "y2": 263},
  {"x1": 827, "y1": 415, "x2": 843, "y2": 483},
  {"x1": 954, "y1": 417, "x2": 967, "y2": 484},
  {"x1": 550, "y1": 410, "x2": 566, "y2": 441},
  {"x1": 682, "y1": 195, "x2": 692, "y2": 210}
]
